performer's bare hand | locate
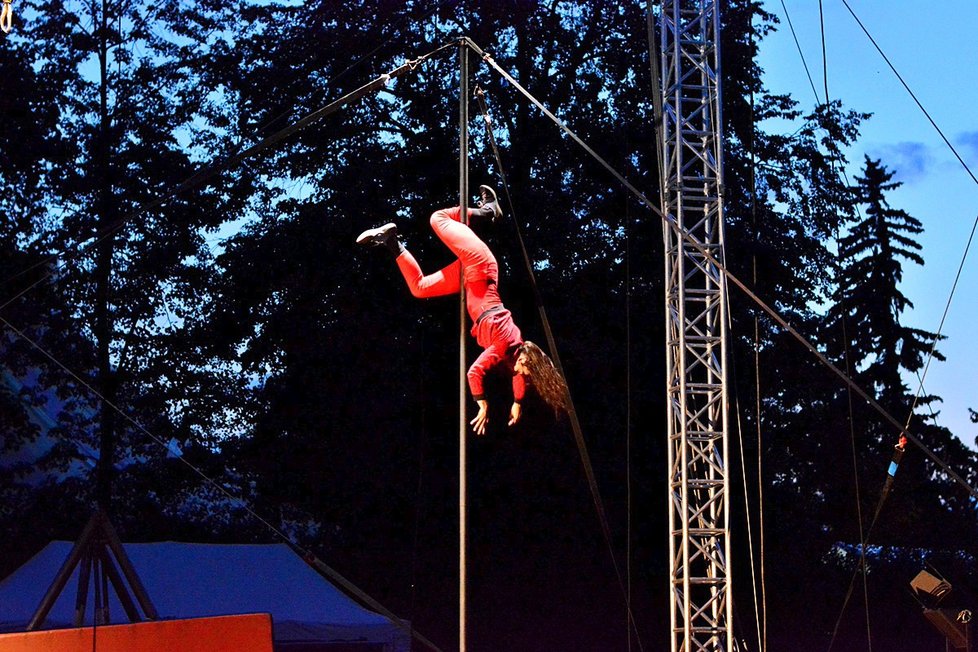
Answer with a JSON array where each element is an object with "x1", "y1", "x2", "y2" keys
[
  {"x1": 508, "y1": 402, "x2": 522, "y2": 427},
  {"x1": 471, "y1": 400, "x2": 489, "y2": 435}
]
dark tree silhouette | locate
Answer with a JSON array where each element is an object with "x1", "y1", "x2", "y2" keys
[{"x1": 2, "y1": 2, "x2": 977, "y2": 651}]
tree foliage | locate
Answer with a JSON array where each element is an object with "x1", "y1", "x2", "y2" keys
[{"x1": 1, "y1": 1, "x2": 976, "y2": 650}]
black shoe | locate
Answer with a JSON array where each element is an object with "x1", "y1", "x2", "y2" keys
[
  {"x1": 478, "y1": 185, "x2": 503, "y2": 223},
  {"x1": 356, "y1": 223, "x2": 402, "y2": 255}
]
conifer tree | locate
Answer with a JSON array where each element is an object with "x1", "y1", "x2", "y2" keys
[
  {"x1": 830, "y1": 156, "x2": 932, "y2": 395},
  {"x1": 5, "y1": 2, "x2": 978, "y2": 650}
]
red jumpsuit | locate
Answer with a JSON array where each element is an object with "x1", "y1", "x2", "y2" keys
[{"x1": 395, "y1": 207, "x2": 526, "y2": 403}]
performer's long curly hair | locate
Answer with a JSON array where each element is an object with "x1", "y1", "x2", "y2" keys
[{"x1": 519, "y1": 341, "x2": 568, "y2": 414}]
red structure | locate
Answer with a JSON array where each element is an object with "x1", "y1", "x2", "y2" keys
[{"x1": 0, "y1": 613, "x2": 273, "y2": 652}]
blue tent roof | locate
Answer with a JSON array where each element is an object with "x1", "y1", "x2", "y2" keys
[{"x1": 0, "y1": 541, "x2": 409, "y2": 651}]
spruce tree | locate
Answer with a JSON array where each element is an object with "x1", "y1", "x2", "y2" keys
[
  {"x1": 831, "y1": 156, "x2": 932, "y2": 393},
  {"x1": 808, "y1": 155, "x2": 978, "y2": 649}
]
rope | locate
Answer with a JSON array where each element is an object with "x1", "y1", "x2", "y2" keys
[
  {"x1": 826, "y1": 438, "x2": 906, "y2": 652},
  {"x1": 815, "y1": 18, "x2": 874, "y2": 644},
  {"x1": 1, "y1": 0, "x2": 12, "y2": 34},
  {"x1": 812, "y1": 5, "x2": 978, "y2": 429},
  {"x1": 801, "y1": 5, "x2": 978, "y2": 643},
  {"x1": 905, "y1": 213, "x2": 978, "y2": 422},
  {"x1": 818, "y1": 0, "x2": 829, "y2": 103},
  {"x1": 460, "y1": 39, "x2": 978, "y2": 503},
  {"x1": 252, "y1": 0, "x2": 458, "y2": 138},
  {"x1": 822, "y1": 217, "x2": 978, "y2": 652},
  {"x1": 777, "y1": 0, "x2": 820, "y2": 101},
  {"x1": 838, "y1": 314, "x2": 873, "y2": 652},
  {"x1": 472, "y1": 35, "x2": 978, "y2": 652},
  {"x1": 771, "y1": 5, "x2": 960, "y2": 647},
  {"x1": 0, "y1": 69, "x2": 462, "y2": 639},
  {"x1": 753, "y1": 307, "x2": 767, "y2": 652},
  {"x1": 729, "y1": 331, "x2": 764, "y2": 652},
  {"x1": 842, "y1": 0, "x2": 978, "y2": 189},
  {"x1": 472, "y1": 86, "x2": 646, "y2": 652},
  {"x1": 471, "y1": 49, "x2": 978, "y2": 652},
  {"x1": 746, "y1": 21, "x2": 767, "y2": 646}
]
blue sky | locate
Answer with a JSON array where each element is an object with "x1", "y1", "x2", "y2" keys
[{"x1": 757, "y1": 0, "x2": 978, "y2": 445}]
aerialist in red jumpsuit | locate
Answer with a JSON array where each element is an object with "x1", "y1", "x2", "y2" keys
[{"x1": 356, "y1": 185, "x2": 567, "y2": 435}]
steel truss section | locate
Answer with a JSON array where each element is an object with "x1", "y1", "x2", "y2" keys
[{"x1": 659, "y1": 1, "x2": 732, "y2": 651}]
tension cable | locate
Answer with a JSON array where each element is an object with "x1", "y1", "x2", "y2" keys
[
  {"x1": 1, "y1": 42, "x2": 455, "y2": 312},
  {"x1": 0, "y1": 49, "x2": 459, "y2": 650},
  {"x1": 463, "y1": 37, "x2": 978, "y2": 502},
  {"x1": 472, "y1": 84, "x2": 646, "y2": 652},
  {"x1": 826, "y1": 436, "x2": 908, "y2": 652}
]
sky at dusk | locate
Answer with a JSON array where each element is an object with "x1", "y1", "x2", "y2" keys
[{"x1": 757, "y1": 0, "x2": 978, "y2": 446}]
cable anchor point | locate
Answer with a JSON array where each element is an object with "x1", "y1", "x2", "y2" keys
[{"x1": 386, "y1": 57, "x2": 420, "y2": 80}]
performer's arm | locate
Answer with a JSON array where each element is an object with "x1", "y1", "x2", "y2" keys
[
  {"x1": 507, "y1": 370, "x2": 526, "y2": 427},
  {"x1": 467, "y1": 344, "x2": 507, "y2": 435}
]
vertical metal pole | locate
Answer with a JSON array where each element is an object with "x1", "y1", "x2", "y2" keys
[{"x1": 458, "y1": 41, "x2": 470, "y2": 652}]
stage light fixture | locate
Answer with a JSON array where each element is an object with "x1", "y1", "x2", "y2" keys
[
  {"x1": 911, "y1": 569, "x2": 953, "y2": 605},
  {"x1": 911, "y1": 569, "x2": 972, "y2": 651}
]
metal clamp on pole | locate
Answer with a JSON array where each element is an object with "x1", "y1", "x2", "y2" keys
[
  {"x1": 880, "y1": 434, "x2": 908, "y2": 497},
  {"x1": 386, "y1": 58, "x2": 420, "y2": 79},
  {"x1": 387, "y1": 40, "x2": 459, "y2": 80},
  {"x1": 888, "y1": 435, "x2": 908, "y2": 477}
]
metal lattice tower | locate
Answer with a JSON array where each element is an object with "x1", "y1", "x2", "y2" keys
[{"x1": 659, "y1": 1, "x2": 732, "y2": 651}]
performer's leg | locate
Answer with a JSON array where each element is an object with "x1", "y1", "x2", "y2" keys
[
  {"x1": 357, "y1": 221, "x2": 461, "y2": 298},
  {"x1": 395, "y1": 250, "x2": 461, "y2": 298},
  {"x1": 429, "y1": 208, "x2": 495, "y2": 276}
]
